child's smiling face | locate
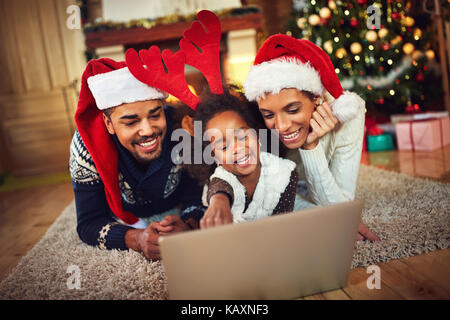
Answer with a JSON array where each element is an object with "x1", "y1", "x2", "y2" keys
[{"x1": 205, "y1": 110, "x2": 260, "y2": 178}]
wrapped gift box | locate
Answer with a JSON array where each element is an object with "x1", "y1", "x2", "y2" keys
[
  {"x1": 367, "y1": 133, "x2": 395, "y2": 152},
  {"x1": 395, "y1": 117, "x2": 450, "y2": 151},
  {"x1": 391, "y1": 111, "x2": 449, "y2": 124}
]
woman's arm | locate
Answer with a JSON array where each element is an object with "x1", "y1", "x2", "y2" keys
[
  {"x1": 299, "y1": 120, "x2": 364, "y2": 205},
  {"x1": 298, "y1": 106, "x2": 380, "y2": 241},
  {"x1": 292, "y1": 101, "x2": 362, "y2": 204}
]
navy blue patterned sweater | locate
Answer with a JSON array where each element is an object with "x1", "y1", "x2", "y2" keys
[{"x1": 69, "y1": 106, "x2": 205, "y2": 250}]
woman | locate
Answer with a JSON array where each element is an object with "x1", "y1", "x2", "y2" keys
[{"x1": 203, "y1": 34, "x2": 379, "y2": 241}]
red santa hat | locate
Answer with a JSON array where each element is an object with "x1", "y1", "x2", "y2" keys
[
  {"x1": 243, "y1": 34, "x2": 364, "y2": 122},
  {"x1": 75, "y1": 58, "x2": 168, "y2": 226}
]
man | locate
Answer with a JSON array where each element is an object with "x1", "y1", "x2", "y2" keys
[{"x1": 69, "y1": 58, "x2": 204, "y2": 260}]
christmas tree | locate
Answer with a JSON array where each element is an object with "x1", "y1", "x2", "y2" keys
[{"x1": 286, "y1": 0, "x2": 443, "y2": 115}]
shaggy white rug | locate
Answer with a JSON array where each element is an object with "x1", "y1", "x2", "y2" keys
[{"x1": 0, "y1": 165, "x2": 449, "y2": 299}]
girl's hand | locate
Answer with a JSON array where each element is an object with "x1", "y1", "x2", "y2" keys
[
  {"x1": 200, "y1": 193, "x2": 233, "y2": 229},
  {"x1": 302, "y1": 102, "x2": 339, "y2": 150},
  {"x1": 156, "y1": 215, "x2": 191, "y2": 235}
]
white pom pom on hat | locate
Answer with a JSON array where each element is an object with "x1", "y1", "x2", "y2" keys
[{"x1": 243, "y1": 34, "x2": 364, "y2": 122}]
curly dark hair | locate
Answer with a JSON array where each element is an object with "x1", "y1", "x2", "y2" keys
[
  {"x1": 193, "y1": 86, "x2": 265, "y2": 134},
  {"x1": 183, "y1": 85, "x2": 267, "y2": 185}
]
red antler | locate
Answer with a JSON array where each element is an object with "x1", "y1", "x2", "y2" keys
[
  {"x1": 180, "y1": 10, "x2": 224, "y2": 95},
  {"x1": 125, "y1": 46, "x2": 200, "y2": 110}
]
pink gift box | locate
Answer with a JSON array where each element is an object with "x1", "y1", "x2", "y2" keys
[
  {"x1": 395, "y1": 117, "x2": 450, "y2": 151},
  {"x1": 390, "y1": 111, "x2": 449, "y2": 124}
]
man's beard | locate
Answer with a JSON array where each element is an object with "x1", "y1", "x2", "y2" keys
[{"x1": 132, "y1": 131, "x2": 164, "y2": 165}]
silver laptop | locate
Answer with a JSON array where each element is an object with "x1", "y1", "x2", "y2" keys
[{"x1": 159, "y1": 200, "x2": 362, "y2": 300}]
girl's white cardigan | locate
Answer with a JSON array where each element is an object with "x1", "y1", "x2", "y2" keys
[{"x1": 202, "y1": 152, "x2": 296, "y2": 223}]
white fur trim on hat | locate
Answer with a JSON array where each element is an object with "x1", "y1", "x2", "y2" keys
[
  {"x1": 87, "y1": 67, "x2": 169, "y2": 110},
  {"x1": 243, "y1": 57, "x2": 323, "y2": 102},
  {"x1": 331, "y1": 91, "x2": 365, "y2": 123}
]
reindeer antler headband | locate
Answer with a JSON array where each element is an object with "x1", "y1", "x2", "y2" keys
[{"x1": 125, "y1": 10, "x2": 224, "y2": 111}]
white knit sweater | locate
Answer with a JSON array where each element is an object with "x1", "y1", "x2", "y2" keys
[{"x1": 287, "y1": 101, "x2": 366, "y2": 206}]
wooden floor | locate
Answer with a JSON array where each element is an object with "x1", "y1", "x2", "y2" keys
[{"x1": 0, "y1": 146, "x2": 449, "y2": 299}]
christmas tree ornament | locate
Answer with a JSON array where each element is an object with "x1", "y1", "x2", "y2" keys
[
  {"x1": 323, "y1": 40, "x2": 333, "y2": 54},
  {"x1": 357, "y1": 0, "x2": 367, "y2": 5},
  {"x1": 320, "y1": 18, "x2": 329, "y2": 26},
  {"x1": 391, "y1": 12, "x2": 400, "y2": 20},
  {"x1": 390, "y1": 35, "x2": 402, "y2": 45},
  {"x1": 378, "y1": 28, "x2": 388, "y2": 39},
  {"x1": 308, "y1": 14, "x2": 320, "y2": 26},
  {"x1": 350, "y1": 42, "x2": 362, "y2": 54},
  {"x1": 328, "y1": 0, "x2": 337, "y2": 10},
  {"x1": 297, "y1": 17, "x2": 307, "y2": 29},
  {"x1": 402, "y1": 42, "x2": 415, "y2": 55},
  {"x1": 412, "y1": 50, "x2": 423, "y2": 60},
  {"x1": 413, "y1": 28, "x2": 422, "y2": 40},
  {"x1": 425, "y1": 49, "x2": 435, "y2": 60},
  {"x1": 416, "y1": 72, "x2": 424, "y2": 82},
  {"x1": 402, "y1": 16, "x2": 415, "y2": 27},
  {"x1": 350, "y1": 18, "x2": 358, "y2": 27},
  {"x1": 319, "y1": 7, "x2": 331, "y2": 19},
  {"x1": 335, "y1": 47, "x2": 347, "y2": 59},
  {"x1": 365, "y1": 30, "x2": 378, "y2": 42}
]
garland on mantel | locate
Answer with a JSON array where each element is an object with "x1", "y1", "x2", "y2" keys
[{"x1": 83, "y1": 6, "x2": 260, "y2": 34}]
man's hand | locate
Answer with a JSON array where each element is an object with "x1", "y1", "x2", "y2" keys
[
  {"x1": 302, "y1": 102, "x2": 339, "y2": 150},
  {"x1": 357, "y1": 222, "x2": 381, "y2": 242},
  {"x1": 155, "y1": 215, "x2": 191, "y2": 236},
  {"x1": 125, "y1": 222, "x2": 161, "y2": 260},
  {"x1": 200, "y1": 193, "x2": 233, "y2": 229}
]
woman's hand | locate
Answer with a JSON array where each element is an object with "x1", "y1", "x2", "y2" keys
[
  {"x1": 302, "y1": 102, "x2": 339, "y2": 150},
  {"x1": 357, "y1": 222, "x2": 381, "y2": 242},
  {"x1": 200, "y1": 193, "x2": 233, "y2": 229}
]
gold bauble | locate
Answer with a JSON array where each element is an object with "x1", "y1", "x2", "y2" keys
[
  {"x1": 350, "y1": 42, "x2": 362, "y2": 54},
  {"x1": 319, "y1": 7, "x2": 331, "y2": 19},
  {"x1": 378, "y1": 28, "x2": 388, "y2": 39},
  {"x1": 365, "y1": 30, "x2": 378, "y2": 42},
  {"x1": 328, "y1": 1, "x2": 337, "y2": 10},
  {"x1": 335, "y1": 47, "x2": 347, "y2": 59},
  {"x1": 413, "y1": 28, "x2": 422, "y2": 39},
  {"x1": 323, "y1": 40, "x2": 333, "y2": 54},
  {"x1": 402, "y1": 16, "x2": 415, "y2": 27},
  {"x1": 402, "y1": 42, "x2": 415, "y2": 55},
  {"x1": 390, "y1": 35, "x2": 402, "y2": 46},
  {"x1": 425, "y1": 49, "x2": 435, "y2": 60},
  {"x1": 297, "y1": 17, "x2": 306, "y2": 29},
  {"x1": 412, "y1": 50, "x2": 423, "y2": 60},
  {"x1": 308, "y1": 14, "x2": 320, "y2": 26}
]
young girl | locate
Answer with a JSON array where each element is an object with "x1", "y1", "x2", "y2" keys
[{"x1": 185, "y1": 88, "x2": 298, "y2": 227}]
